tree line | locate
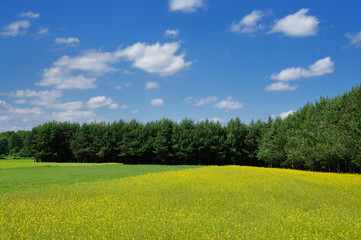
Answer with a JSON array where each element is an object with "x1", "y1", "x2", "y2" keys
[
  {"x1": 2, "y1": 84, "x2": 361, "y2": 173},
  {"x1": 257, "y1": 85, "x2": 361, "y2": 173},
  {"x1": 0, "y1": 130, "x2": 30, "y2": 158},
  {"x1": 26, "y1": 117, "x2": 265, "y2": 166}
]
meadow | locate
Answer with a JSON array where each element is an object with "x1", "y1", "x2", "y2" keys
[
  {"x1": 0, "y1": 159, "x2": 199, "y2": 195},
  {"x1": 0, "y1": 161, "x2": 360, "y2": 239}
]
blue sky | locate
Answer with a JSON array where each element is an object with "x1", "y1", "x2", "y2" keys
[{"x1": 1, "y1": 0, "x2": 361, "y2": 131}]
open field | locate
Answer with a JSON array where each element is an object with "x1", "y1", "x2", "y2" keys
[
  {"x1": 1, "y1": 164, "x2": 361, "y2": 239},
  {"x1": 0, "y1": 158, "x2": 120, "y2": 170},
  {"x1": 0, "y1": 159, "x2": 200, "y2": 194}
]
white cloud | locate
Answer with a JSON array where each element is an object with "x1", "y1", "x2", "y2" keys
[
  {"x1": 230, "y1": 10, "x2": 265, "y2": 34},
  {"x1": 116, "y1": 42, "x2": 192, "y2": 76},
  {"x1": 87, "y1": 96, "x2": 113, "y2": 109},
  {"x1": 264, "y1": 82, "x2": 298, "y2": 91},
  {"x1": 0, "y1": 100, "x2": 48, "y2": 124},
  {"x1": 119, "y1": 104, "x2": 129, "y2": 110},
  {"x1": 109, "y1": 103, "x2": 119, "y2": 110},
  {"x1": 19, "y1": 11, "x2": 40, "y2": 19},
  {"x1": 38, "y1": 42, "x2": 191, "y2": 90},
  {"x1": 271, "y1": 57, "x2": 334, "y2": 81},
  {"x1": 270, "y1": 9, "x2": 319, "y2": 37},
  {"x1": 1, "y1": 20, "x2": 31, "y2": 37},
  {"x1": 51, "y1": 101, "x2": 84, "y2": 111},
  {"x1": 9, "y1": 89, "x2": 62, "y2": 106},
  {"x1": 165, "y1": 29, "x2": 180, "y2": 38},
  {"x1": 37, "y1": 49, "x2": 114, "y2": 89},
  {"x1": 54, "y1": 37, "x2": 80, "y2": 46},
  {"x1": 37, "y1": 66, "x2": 96, "y2": 89},
  {"x1": 8, "y1": 89, "x2": 88, "y2": 112},
  {"x1": 131, "y1": 109, "x2": 139, "y2": 114},
  {"x1": 12, "y1": 107, "x2": 43, "y2": 115},
  {"x1": 55, "y1": 50, "x2": 118, "y2": 74},
  {"x1": 279, "y1": 110, "x2": 295, "y2": 119},
  {"x1": 213, "y1": 96, "x2": 244, "y2": 110},
  {"x1": 169, "y1": 0, "x2": 206, "y2": 13},
  {"x1": 271, "y1": 67, "x2": 306, "y2": 81},
  {"x1": 37, "y1": 28, "x2": 48, "y2": 35},
  {"x1": 14, "y1": 99, "x2": 26, "y2": 104},
  {"x1": 0, "y1": 115, "x2": 10, "y2": 121},
  {"x1": 52, "y1": 110, "x2": 95, "y2": 122},
  {"x1": 145, "y1": 81, "x2": 159, "y2": 89},
  {"x1": 150, "y1": 98, "x2": 164, "y2": 106},
  {"x1": 183, "y1": 96, "x2": 217, "y2": 106},
  {"x1": 345, "y1": 30, "x2": 361, "y2": 48},
  {"x1": 193, "y1": 96, "x2": 217, "y2": 106},
  {"x1": 114, "y1": 86, "x2": 123, "y2": 90}
]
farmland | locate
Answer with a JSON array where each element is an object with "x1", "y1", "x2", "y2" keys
[
  {"x1": 1, "y1": 161, "x2": 360, "y2": 239},
  {"x1": 0, "y1": 159, "x2": 199, "y2": 194}
]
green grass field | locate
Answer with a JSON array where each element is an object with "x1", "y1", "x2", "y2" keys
[
  {"x1": 1, "y1": 160, "x2": 360, "y2": 239},
  {"x1": 0, "y1": 159, "x2": 200, "y2": 194}
]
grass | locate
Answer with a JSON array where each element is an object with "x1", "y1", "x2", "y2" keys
[
  {"x1": 0, "y1": 158, "x2": 119, "y2": 169},
  {"x1": 1, "y1": 163, "x2": 361, "y2": 239},
  {"x1": 0, "y1": 159, "x2": 200, "y2": 195}
]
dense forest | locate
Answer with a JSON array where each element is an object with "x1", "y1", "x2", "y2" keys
[
  {"x1": 0, "y1": 130, "x2": 30, "y2": 158},
  {"x1": 2, "y1": 85, "x2": 361, "y2": 173}
]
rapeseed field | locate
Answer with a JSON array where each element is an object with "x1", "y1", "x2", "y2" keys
[{"x1": 1, "y1": 166, "x2": 360, "y2": 239}]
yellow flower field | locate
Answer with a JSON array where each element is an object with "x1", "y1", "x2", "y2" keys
[{"x1": 1, "y1": 166, "x2": 360, "y2": 239}]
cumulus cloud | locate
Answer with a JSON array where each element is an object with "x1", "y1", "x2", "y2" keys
[
  {"x1": 279, "y1": 110, "x2": 295, "y2": 119},
  {"x1": 37, "y1": 49, "x2": 118, "y2": 89},
  {"x1": 109, "y1": 103, "x2": 119, "y2": 110},
  {"x1": 264, "y1": 82, "x2": 298, "y2": 91},
  {"x1": 271, "y1": 57, "x2": 334, "y2": 81},
  {"x1": 9, "y1": 89, "x2": 62, "y2": 106},
  {"x1": 0, "y1": 100, "x2": 45, "y2": 121},
  {"x1": 54, "y1": 50, "x2": 117, "y2": 74},
  {"x1": 87, "y1": 96, "x2": 113, "y2": 109},
  {"x1": 0, "y1": 97, "x2": 109, "y2": 127},
  {"x1": 164, "y1": 29, "x2": 180, "y2": 38},
  {"x1": 119, "y1": 105, "x2": 129, "y2": 110},
  {"x1": 270, "y1": 9, "x2": 319, "y2": 37},
  {"x1": 230, "y1": 10, "x2": 265, "y2": 34},
  {"x1": 37, "y1": 42, "x2": 192, "y2": 90},
  {"x1": 51, "y1": 101, "x2": 84, "y2": 111},
  {"x1": 150, "y1": 98, "x2": 164, "y2": 106},
  {"x1": 37, "y1": 28, "x2": 48, "y2": 35},
  {"x1": 169, "y1": 0, "x2": 206, "y2": 13},
  {"x1": 19, "y1": 11, "x2": 40, "y2": 18},
  {"x1": 345, "y1": 30, "x2": 361, "y2": 48},
  {"x1": 183, "y1": 96, "x2": 217, "y2": 106},
  {"x1": 52, "y1": 110, "x2": 96, "y2": 122},
  {"x1": 9, "y1": 89, "x2": 87, "y2": 111},
  {"x1": 37, "y1": 66, "x2": 96, "y2": 90},
  {"x1": 0, "y1": 115, "x2": 10, "y2": 121},
  {"x1": 145, "y1": 81, "x2": 159, "y2": 89},
  {"x1": 54, "y1": 37, "x2": 80, "y2": 47},
  {"x1": 116, "y1": 42, "x2": 192, "y2": 76},
  {"x1": 14, "y1": 99, "x2": 27, "y2": 104},
  {"x1": 193, "y1": 96, "x2": 217, "y2": 106},
  {"x1": 12, "y1": 107, "x2": 43, "y2": 115},
  {"x1": 213, "y1": 96, "x2": 244, "y2": 110},
  {"x1": 1, "y1": 20, "x2": 31, "y2": 37}
]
